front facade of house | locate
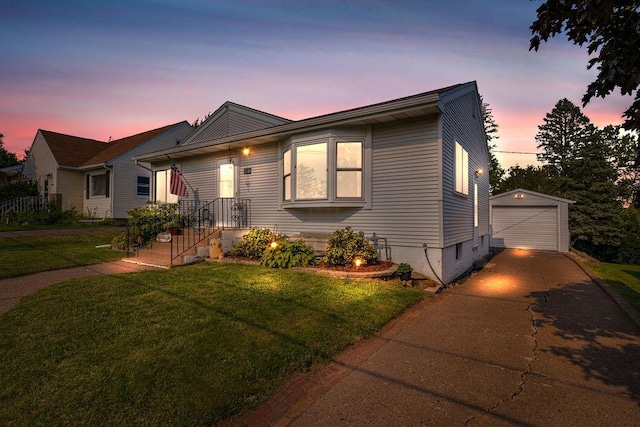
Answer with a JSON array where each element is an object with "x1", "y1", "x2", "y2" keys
[
  {"x1": 22, "y1": 122, "x2": 193, "y2": 219},
  {"x1": 137, "y1": 82, "x2": 490, "y2": 283}
]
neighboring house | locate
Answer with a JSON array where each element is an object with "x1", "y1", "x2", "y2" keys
[
  {"x1": 136, "y1": 82, "x2": 490, "y2": 283},
  {"x1": 21, "y1": 122, "x2": 193, "y2": 219},
  {"x1": 490, "y1": 188, "x2": 574, "y2": 252}
]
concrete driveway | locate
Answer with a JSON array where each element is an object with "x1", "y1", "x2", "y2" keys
[{"x1": 245, "y1": 249, "x2": 640, "y2": 426}]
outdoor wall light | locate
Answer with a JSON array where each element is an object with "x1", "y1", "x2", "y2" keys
[
  {"x1": 514, "y1": 192, "x2": 524, "y2": 199},
  {"x1": 242, "y1": 147, "x2": 250, "y2": 156},
  {"x1": 475, "y1": 168, "x2": 484, "y2": 179}
]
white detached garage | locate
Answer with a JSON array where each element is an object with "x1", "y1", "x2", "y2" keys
[{"x1": 490, "y1": 188, "x2": 574, "y2": 252}]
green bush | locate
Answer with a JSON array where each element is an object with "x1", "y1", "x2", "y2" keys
[
  {"x1": 10, "y1": 203, "x2": 80, "y2": 225},
  {"x1": 0, "y1": 181, "x2": 38, "y2": 203},
  {"x1": 126, "y1": 203, "x2": 184, "y2": 244},
  {"x1": 323, "y1": 226, "x2": 378, "y2": 267},
  {"x1": 111, "y1": 231, "x2": 138, "y2": 251},
  {"x1": 260, "y1": 238, "x2": 317, "y2": 268},
  {"x1": 230, "y1": 227, "x2": 278, "y2": 260}
]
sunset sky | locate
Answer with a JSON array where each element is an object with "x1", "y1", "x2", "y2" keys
[{"x1": 0, "y1": 0, "x2": 631, "y2": 170}]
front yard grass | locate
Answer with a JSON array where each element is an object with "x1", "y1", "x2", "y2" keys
[
  {"x1": 589, "y1": 262, "x2": 640, "y2": 312},
  {"x1": 0, "y1": 262, "x2": 425, "y2": 425},
  {"x1": 0, "y1": 232, "x2": 123, "y2": 278}
]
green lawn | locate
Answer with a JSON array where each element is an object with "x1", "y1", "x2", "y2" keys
[
  {"x1": 589, "y1": 262, "x2": 640, "y2": 312},
  {"x1": 0, "y1": 232, "x2": 123, "y2": 278},
  {"x1": 0, "y1": 263, "x2": 424, "y2": 425}
]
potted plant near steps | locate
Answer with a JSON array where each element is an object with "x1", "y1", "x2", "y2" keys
[{"x1": 396, "y1": 263, "x2": 413, "y2": 281}]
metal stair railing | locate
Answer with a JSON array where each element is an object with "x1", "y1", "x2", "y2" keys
[{"x1": 170, "y1": 198, "x2": 251, "y2": 264}]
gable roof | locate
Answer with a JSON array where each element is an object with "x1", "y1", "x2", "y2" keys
[
  {"x1": 38, "y1": 123, "x2": 188, "y2": 169},
  {"x1": 39, "y1": 130, "x2": 107, "y2": 167},
  {"x1": 180, "y1": 102, "x2": 292, "y2": 146},
  {"x1": 82, "y1": 122, "x2": 186, "y2": 167},
  {"x1": 490, "y1": 188, "x2": 575, "y2": 204},
  {"x1": 135, "y1": 82, "x2": 475, "y2": 162}
]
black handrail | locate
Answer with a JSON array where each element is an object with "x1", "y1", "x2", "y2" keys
[{"x1": 170, "y1": 198, "x2": 251, "y2": 264}]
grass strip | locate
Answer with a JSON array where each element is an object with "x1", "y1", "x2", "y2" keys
[
  {"x1": 589, "y1": 262, "x2": 640, "y2": 312},
  {"x1": 0, "y1": 232, "x2": 123, "y2": 278},
  {"x1": 0, "y1": 262, "x2": 424, "y2": 425}
]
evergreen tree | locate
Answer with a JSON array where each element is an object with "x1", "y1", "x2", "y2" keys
[
  {"x1": 563, "y1": 134, "x2": 624, "y2": 251},
  {"x1": 480, "y1": 96, "x2": 504, "y2": 193},
  {"x1": 494, "y1": 165, "x2": 558, "y2": 195},
  {"x1": 535, "y1": 99, "x2": 595, "y2": 172}
]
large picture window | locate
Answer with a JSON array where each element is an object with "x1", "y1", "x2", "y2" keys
[
  {"x1": 90, "y1": 172, "x2": 110, "y2": 198},
  {"x1": 281, "y1": 129, "x2": 369, "y2": 207},
  {"x1": 455, "y1": 141, "x2": 469, "y2": 195},
  {"x1": 296, "y1": 142, "x2": 327, "y2": 200}
]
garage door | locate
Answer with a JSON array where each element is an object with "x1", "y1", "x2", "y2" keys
[{"x1": 492, "y1": 206, "x2": 558, "y2": 251}]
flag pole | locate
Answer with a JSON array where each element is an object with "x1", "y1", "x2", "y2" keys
[{"x1": 166, "y1": 155, "x2": 196, "y2": 194}]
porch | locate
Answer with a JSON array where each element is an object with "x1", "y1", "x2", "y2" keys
[{"x1": 121, "y1": 198, "x2": 250, "y2": 268}]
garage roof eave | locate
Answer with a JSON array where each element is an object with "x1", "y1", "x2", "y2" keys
[{"x1": 490, "y1": 188, "x2": 575, "y2": 204}]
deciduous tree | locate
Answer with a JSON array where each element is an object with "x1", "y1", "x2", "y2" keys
[{"x1": 530, "y1": 1, "x2": 640, "y2": 131}]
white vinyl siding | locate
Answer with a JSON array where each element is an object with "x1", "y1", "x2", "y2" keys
[{"x1": 442, "y1": 91, "x2": 490, "y2": 248}]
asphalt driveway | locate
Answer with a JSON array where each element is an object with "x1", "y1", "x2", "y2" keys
[{"x1": 244, "y1": 249, "x2": 640, "y2": 426}]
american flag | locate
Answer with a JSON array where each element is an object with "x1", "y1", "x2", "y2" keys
[{"x1": 170, "y1": 165, "x2": 189, "y2": 198}]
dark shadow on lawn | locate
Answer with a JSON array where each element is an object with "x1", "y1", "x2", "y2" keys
[{"x1": 526, "y1": 280, "x2": 640, "y2": 406}]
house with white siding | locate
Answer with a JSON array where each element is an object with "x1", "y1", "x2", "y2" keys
[
  {"x1": 136, "y1": 82, "x2": 490, "y2": 283},
  {"x1": 21, "y1": 122, "x2": 193, "y2": 219}
]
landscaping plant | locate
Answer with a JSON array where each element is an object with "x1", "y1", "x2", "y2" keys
[
  {"x1": 323, "y1": 226, "x2": 378, "y2": 267},
  {"x1": 260, "y1": 238, "x2": 317, "y2": 268},
  {"x1": 230, "y1": 227, "x2": 280, "y2": 260}
]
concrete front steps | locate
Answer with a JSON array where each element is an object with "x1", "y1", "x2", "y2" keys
[{"x1": 122, "y1": 229, "x2": 220, "y2": 268}]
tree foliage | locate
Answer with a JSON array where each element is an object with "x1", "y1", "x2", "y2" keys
[
  {"x1": 535, "y1": 98, "x2": 595, "y2": 171},
  {"x1": 0, "y1": 134, "x2": 20, "y2": 169},
  {"x1": 530, "y1": 1, "x2": 640, "y2": 131},
  {"x1": 496, "y1": 98, "x2": 640, "y2": 264},
  {"x1": 480, "y1": 96, "x2": 505, "y2": 192}
]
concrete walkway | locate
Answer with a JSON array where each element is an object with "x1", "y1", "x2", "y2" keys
[
  {"x1": 0, "y1": 261, "x2": 161, "y2": 314},
  {"x1": 241, "y1": 249, "x2": 640, "y2": 426}
]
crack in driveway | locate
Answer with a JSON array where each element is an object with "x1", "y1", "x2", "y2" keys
[{"x1": 465, "y1": 294, "x2": 545, "y2": 425}]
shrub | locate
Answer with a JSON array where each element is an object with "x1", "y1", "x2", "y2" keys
[
  {"x1": 10, "y1": 203, "x2": 80, "y2": 225},
  {"x1": 125, "y1": 203, "x2": 184, "y2": 244},
  {"x1": 260, "y1": 238, "x2": 317, "y2": 268},
  {"x1": 396, "y1": 263, "x2": 413, "y2": 275},
  {"x1": 230, "y1": 227, "x2": 278, "y2": 260},
  {"x1": 0, "y1": 181, "x2": 38, "y2": 203},
  {"x1": 111, "y1": 232, "x2": 138, "y2": 251},
  {"x1": 323, "y1": 226, "x2": 378, "y2": 267}
]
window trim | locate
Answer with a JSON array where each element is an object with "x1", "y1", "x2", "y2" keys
[{"x1": 279, "y1": 127, "x2": 372, "y2": 209}]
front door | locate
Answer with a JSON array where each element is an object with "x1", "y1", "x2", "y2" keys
[{"x1": 218, "y1": 162, "x2": 236, "y2": 227}]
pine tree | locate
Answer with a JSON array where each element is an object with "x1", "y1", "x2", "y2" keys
[{"x1": 535, "y1": 99, "x2": 595, "y2": 173}]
